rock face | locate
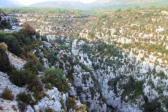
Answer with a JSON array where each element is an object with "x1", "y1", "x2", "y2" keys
[
  {"x1": 2, "y1": 8, "x2": 168, "y2": 112},
  {"x1": 70, "y1": 38, "x2": 168, "y2": 112},
  {"x1": 34, "y1": 88, "x2": 66, "y2": 112},
  {"x1": 0, "y1": 98, "x2": 18, "y2": 112},
  {"x1": 0, "y1": 72, "x2": 25, "y2": 112},
  {"x1": 2, "y1": 35, "x2": 168, "y2": 112},
  {"x1": 6, "y1": 51, "x2": 26, "y2": 70},
  {"x1": 0, "y1": 72, "x2": 25, "y2": 97}
]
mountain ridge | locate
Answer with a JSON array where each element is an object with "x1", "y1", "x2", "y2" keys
[
  {"x1": 30, "y1": 0, "x2": 167, "y2": 9},
  {"x1": 0, "y1": 0, "x2": 167, "y2": 9}
]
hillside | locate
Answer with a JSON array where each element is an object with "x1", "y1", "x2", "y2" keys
[
  {"x1": 1, "y1": 6, "x2": 168, "y2": 112},
  {"x1": 78, "y1": 7, "x2": 168, "y2": 111}
]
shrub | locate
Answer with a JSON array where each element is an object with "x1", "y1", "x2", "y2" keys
[
  {"x1": 66, "y1": 97, "x2": 76, "y2": 110},
  {"x1": 0, "y1": 33, "x2": 21, "y2": 56},
  {"x1": 33, "y1": 91, "x2": 46, "y2": 102},
  {"x1": 22, "y1": 23, "x2": 35, "y2": 35},
  {"x1": 17, "y1": 92, "x2": 34, "y2": 112},
  {"x1": 0, "y1": 42, "x2": 8, "y2": 51},
  {"x1": 45, "y1": 108, "x2": 55, "y2": 112},
  {"x1": 28, "y1": 78, "x2": 43, "y2": 93},
  {"x1": 0, "y1": 28, "x2": 38, "y2": 57},
  {"x1": 121, "y1": 77, "x2": 144, "y2": 101},
  {"x1": 1, "y1": 87, "x2": 14, "y2": 101},
  {"x1": 143, "y1": 99, "x2": 162, "y2": 112},
  {"x1": 43, "y1": 68, "x2": 70, "y2": 93},
  {"x1": 0, "y1": 47, "x2": 12, "y2": 72},
  {"x1": 10, "y1": 69, "x2": 36, "y2": 87},
  {"x1": 0, "y1": 20, "x2": 11, "y2": 29},
  {"x1": 18, "y1": 102, "x2": 27, "y2": 112},
  {"x1": 17, "y1": 92, "x2": 34, "y2": 105},
  {"x1": 24, "y1": 59, "x2": 43, "y2": 74},
  {"x1": 47, "y1": 51, "x2": 57, "y2": 65},
  {"x1": 12, "y1": 29, "x2": 33, "y2": 46},
  {"x1": 41, "y1": 35, "x2": 47, "y2": 41},
  {"x1": 6, "y1": 35, "x2": 21, "y2": 56}
]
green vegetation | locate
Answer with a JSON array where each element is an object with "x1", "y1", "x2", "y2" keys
[
  {"x1": 9, "y1": 58, "x2": 43, "y2": 88},
  {"x1": 143, "y1": 99, "x2": 162, "y2": 112},
  {"x1": 45, "y1": 108, "x2": 55, "y2": 112},
  {"x1": 0, "y1": 29, "x2": 40, "y2": 57},
  {"x1": 46, "y1": 50, "x2": 58, "y2": 66},
  {"x1": 0, "y1": 46, "x2": 12, "y2": 73},
  {"x1": 3, "y1": 7, "x2": 81, "y2": 15},
  {"x1": 9, "y1": 69, "x2": 36, "y2": 87},
  {"x1": 0, "y1": 31, "x2": 21, "y2": 56},
  {"x1": 121, "y1": 77, "x2": 144, "y2": 101},
  {"x1": 17, "y1": 92, "x2": 34, "y2": 112},
  {"x1": 0, "y1": 20, "x2": 11, "y2": 29},
  {"x1": 17, "y1": 92, "x2": 34, "y2": 105},
  {"x1": 42, "y1": 68, "x2": 70, "y2": 93},
  {"x1": 24, "y1": 58, "x2": 43, "y2": 74}
]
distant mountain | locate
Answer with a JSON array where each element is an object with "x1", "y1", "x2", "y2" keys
[
  {"x1": 95, "y1": 0, "x2": 163, "y2": 4},
  {"x1": 30, "y1": 0, "x2": 167, "y2": 9},
  {"x1": 0, "y1": 0, "x2": 20, "y2": 7},
  {"x1": 31, "y1": 1, "x2": 86, "y2": 9},
  {"x1": 91, "y1": 0, "x2": 168, "y2": 9}
]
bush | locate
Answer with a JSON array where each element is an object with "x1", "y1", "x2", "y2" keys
[
  {"x1": 41, "y1": 35, "x2": 47, "y2": 41},
  {"x1": 16, "y1": 92, "x2": 34, "y2": 105},
  {"x1": 0, "y1": 42, "x2": 8, "y2": 51},
  {"x1": 43, "y1": 68, "x2": 70, "y2": 93},
  {"x1": 22, "y1": 23, "x2": 35, "y2": 35},
  {"x1": 66, "y1": 97, "x2": 76, "y2": 110},
  {"x1": 45, "y1": 108, "x2": 55, "y2": 112},
  {"x1": 24, "y1": 59, "x2": 43, "y2": 74},
  {"x1": 33, "y1": 91, "x2": 46, "y2": 102},
  {"x1": 47, "y1": 51, "x2": 57, "y2": 65},
  {"x1": 121, "y1": 77, "x2": 144, "y2": 101},
  {"x1": 0, "y1": 27, "x2": 38, "y2": 57},
  {"x1": 27, "y1": 77, "x2": 45, "y2": 101},
  {"x1": 143, "y1": 99, "x2": 162, "y2": 112},
  {"x1": 10, "y1": 69, "x2": 36, "y2": 87},
  {"x1": 18, "y1": 102, "x2": 27, "y2": 112},
  {"x1": 0, "y1": 20, "x2": 11, "y2": 29},
  {"x1": 1, "y1": 87, "x2": 14, "y2": 101},
  {"x1": 7, "y1": 35, "x2": 21, "y2": 56},
  {"x1": 0, "y1": 47, "x2": 12, "y2": 72},
  {"x1": 17, "y1": 92, "x2": 34, "y2": 112},
  {"x1": 28, "y1": 78, "x2": 43, "y2": 93},
  {"x1": 0, "y1": 32, "x2": 21, "y2": 56}
]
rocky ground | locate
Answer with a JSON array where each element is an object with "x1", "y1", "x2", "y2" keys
[{"x1": 1, "y1": 7, "x2": 168, "y2": 112}]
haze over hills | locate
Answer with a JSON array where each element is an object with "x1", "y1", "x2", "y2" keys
[
  {"x1": 31, "y1": 1, "x2": 86, "y2": 9},
  {"x1": 0, "y1": 0, "x2": 20, "y2": 7},
  {"x1": 0, "y1": 0, "x2": 167, "y2": 9},
  {"x1": 30, "y1": 0, "x2": 167, "y2": 9}
]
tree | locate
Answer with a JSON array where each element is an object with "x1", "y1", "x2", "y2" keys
[{"x1": 22, "y1": 23, "x2": 35, "y2": 35}]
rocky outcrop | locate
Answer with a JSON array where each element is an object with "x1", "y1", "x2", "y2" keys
[{"x1": 6, "y1": 51, "x2": 26, "y2": 70}]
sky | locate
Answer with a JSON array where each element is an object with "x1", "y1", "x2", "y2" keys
[{"x1": 15, "y1": 0, "x2": 97, "y2": 5}]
